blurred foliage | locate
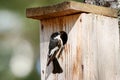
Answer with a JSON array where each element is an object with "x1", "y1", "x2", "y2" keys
[{"x1": 0, "y1": 0, "x2": 84, "y2": 80}]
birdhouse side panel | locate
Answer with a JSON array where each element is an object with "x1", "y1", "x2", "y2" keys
[{"x1": 81, "y1": 13, "x2": 120, "y2": 80}]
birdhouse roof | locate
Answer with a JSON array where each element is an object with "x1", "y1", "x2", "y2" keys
[{"x1": 26, "y1": 1, "x2": 118, "y2": 20}]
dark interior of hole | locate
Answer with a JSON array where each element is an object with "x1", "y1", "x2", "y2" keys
[{"x1": 59, "y1": 31, "x2": 68, "y2": 45}]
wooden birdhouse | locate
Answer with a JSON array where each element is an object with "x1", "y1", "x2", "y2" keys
[{"x1": 26, "y1": 1, "x2": 120, "y2": 80}]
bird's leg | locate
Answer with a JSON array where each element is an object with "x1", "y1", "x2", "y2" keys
[{"x1": 57, "y1": 47, "x2": 64, "y2": 59}]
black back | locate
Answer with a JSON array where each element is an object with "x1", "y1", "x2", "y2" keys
[{"x1": 48, "y1": 32, "x2": 60, "y2": 54}]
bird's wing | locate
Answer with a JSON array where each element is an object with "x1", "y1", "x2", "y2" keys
[
  {"x1": 48, "y1": 39, "x2": 61, "y2": 56},
  {"x1": 47, "y1": 39, "x2": 61, "y2": 66},
  {"x1": 47, "y1": 49, "x2": 59, "y2": 66}
]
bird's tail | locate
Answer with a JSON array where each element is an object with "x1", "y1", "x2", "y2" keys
[{"x1": 52, "y1": 57, "x2": 63, "y2": 74}]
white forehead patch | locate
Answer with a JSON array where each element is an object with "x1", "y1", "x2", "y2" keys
[{"x1": 54, "y1": 35, "x2": 61, "y2": 40}]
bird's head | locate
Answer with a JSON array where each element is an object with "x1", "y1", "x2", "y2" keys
[
  {"x1": 50, "y1": 32, "x2": 60, "y2": 39},
  {"x1": 50, "y1": 31, "x2": 68, "y2": 45}
]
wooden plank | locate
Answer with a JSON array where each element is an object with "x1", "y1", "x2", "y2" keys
[
  {"x1": 26, "y1": 1, "x2": 118, "y2": 20},
  {"x1": 40, "y1": 14, "x2": 83, "y2": 80},
  {"x1": 81, "y1": 13, "x2": 120, "y2": 80}
]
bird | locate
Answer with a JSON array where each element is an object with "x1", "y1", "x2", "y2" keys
[{"x1": 47, "y1": 31, "x2": 68, "y2": 74}]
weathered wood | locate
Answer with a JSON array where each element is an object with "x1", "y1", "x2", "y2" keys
[
  {"x1": 40, "y1": 13, "x2": 120, "y2": 80},
  {"x1": 40, "y1": 14, "x2": 83, "y2": 80},
  {"x1": 81, "y1": 13, "x2": 120, "y2": 80},
  {"x1": 26, "y1": 1, "x2": 118, "y2": 20}
]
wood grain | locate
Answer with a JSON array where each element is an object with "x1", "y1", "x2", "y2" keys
[
  {"x1": 40, "y1": 13, "x2": 119, "y2": 80},
  {"x1": 81, "y1": 13, "x2": 120, "y2": 80},
  {"x1": 40, "y1": 14, "x2": 83, "y2": 80},
  {"x1": 26, "y1": 1, "x2": 118, "y2": 20}
]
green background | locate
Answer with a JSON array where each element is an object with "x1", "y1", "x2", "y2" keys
[{"x1": 0, "y1": 0, "x2": 83, "y2": 80}]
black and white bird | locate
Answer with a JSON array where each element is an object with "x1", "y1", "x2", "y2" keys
[{"x1": 47, "y1": 31, "x2": 68, "y2": 74}]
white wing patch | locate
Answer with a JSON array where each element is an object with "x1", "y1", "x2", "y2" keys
[
  {"x1": 49, "y1": 46, "x2": 59, "y2": 56},
  {"x1": 54, "y1": 35, "x2": 63, "y2": 47}
]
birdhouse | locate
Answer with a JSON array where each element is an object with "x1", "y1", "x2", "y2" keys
[{"x1": 26, "y1": 1, "x2": 120, "y2": 80}]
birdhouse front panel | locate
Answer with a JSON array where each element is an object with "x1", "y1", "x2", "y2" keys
[{"x1": 40, "y1": 14, "x2": 83, "y2": 80}]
